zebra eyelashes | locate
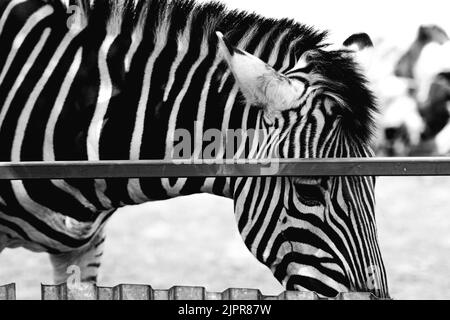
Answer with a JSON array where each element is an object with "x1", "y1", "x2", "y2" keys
[{"x1": 216, "y1": 31, "x2": 306, "y2": 114}]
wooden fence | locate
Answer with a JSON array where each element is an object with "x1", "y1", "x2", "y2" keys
[{"x1": 0, "y1": 283, "x2": 381, "y2": 300}]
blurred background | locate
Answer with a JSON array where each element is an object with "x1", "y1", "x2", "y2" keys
[{"x1": 2, "y1": 0, "x2": 450, "y2": 299}]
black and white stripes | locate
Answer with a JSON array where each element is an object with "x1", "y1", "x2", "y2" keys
[{"x1": 0, "y1": 0, "x2": 388, "y2": 297}]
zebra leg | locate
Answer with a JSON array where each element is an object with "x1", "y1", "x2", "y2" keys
[{"x1": 49, "y1": 227, "x2": 106, "y2": 284}]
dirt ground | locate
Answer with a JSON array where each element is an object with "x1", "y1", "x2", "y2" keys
[{"x1": 1, "y1": 176, "x2": 450, "y2": 299}]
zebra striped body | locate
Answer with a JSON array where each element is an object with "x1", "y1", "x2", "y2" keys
[{"x1": 0, "y1": 0, "x2": 389, "y2": 297}]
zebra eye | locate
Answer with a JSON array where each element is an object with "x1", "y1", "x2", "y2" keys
[{"x1": 293, "y1": 182, "x2": 326, "y2": 207}]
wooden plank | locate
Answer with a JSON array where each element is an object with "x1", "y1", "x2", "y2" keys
[
  {"x1": 1, "y1": 157, "x2": 450, "y2": 179},
  {"x1": 0, "y1": 283, "x2": 16, "y2": 300},
  {"x1": 39, "y1": 283, "x2": 383, "y2": 300}
]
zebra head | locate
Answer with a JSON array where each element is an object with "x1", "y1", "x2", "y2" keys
[{"x1": 217, "y1": 32, "x2": 388, "y2": 298}]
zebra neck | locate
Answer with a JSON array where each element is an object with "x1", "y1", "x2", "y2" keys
[
  {"x1": 92, "y1": 29, "x2": 272, "y2": 202},
  {"x1": 96, "y1": 24, "x2": 276, "y2": 164}
]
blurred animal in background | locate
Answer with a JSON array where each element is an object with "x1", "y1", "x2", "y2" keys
[
  {"x1": 394, "y1": 25, "x2": 449, "y2": 80},
  {"x1": 412, "y1": 71, "x2": 450, "y2": 155},
  {"x1": 377, "y1": 90, "x2": 423, "y2": 156},
  {"x1": 370, "y1": 24, "x2": 449, "y2": 156}
]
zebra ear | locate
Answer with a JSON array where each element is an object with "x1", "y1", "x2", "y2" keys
[
  {"x1": 216, "y1": 32, "x2": 305, "y2": 111},
  {"x1": 342, "y1": 33, "x2": 374, "y2": 72},
  {"x1": 343, "y1": 33, "x2": 373, "y2": 51}
]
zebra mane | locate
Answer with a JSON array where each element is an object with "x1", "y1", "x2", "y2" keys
[
  {"x1": 50, "y1": 0, "x2": 378, "y2": 145},
  {"x1": 306, "y1": 49, "x2": 378, "y2": 144}
]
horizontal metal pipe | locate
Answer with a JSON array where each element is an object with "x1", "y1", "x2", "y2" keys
[{"x1": 1, "y1": 157, "x2": 450, "y2": 179}]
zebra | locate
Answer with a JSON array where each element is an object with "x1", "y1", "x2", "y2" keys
[{"x1": 0, "y1": 0, "x2": 389, "y2": 298}]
